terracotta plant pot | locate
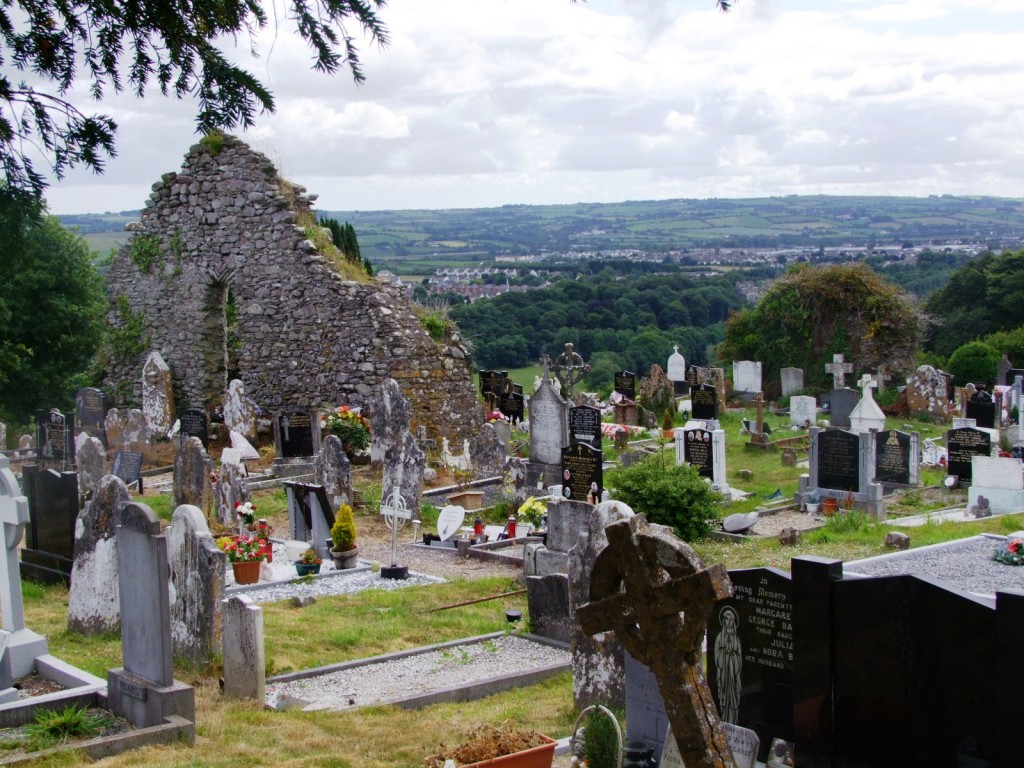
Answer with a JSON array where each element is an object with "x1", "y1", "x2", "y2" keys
[
  {"x1": 822, "y1": 498, "x2": 839, "y2": 517},
  {"x1": 459, "y1": 736, "x2": 556, "y2": 768},
  {"x1": 231, "y1": 560, "x2": 261, "y2": 585},
  {"x1": 331, "y1": 547, "x2": 360, "y2": 570}
]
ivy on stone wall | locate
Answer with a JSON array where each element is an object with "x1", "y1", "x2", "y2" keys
[{"x1": 129, "y1": 233, "x2": 161, "y2": 274}]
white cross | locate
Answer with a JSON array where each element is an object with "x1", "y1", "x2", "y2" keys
[
  {"x1": 380, "y1": 488, "x2": 413, "y2": 567},
  {"x1": 858, "y1": 373, "x2": 878, "y2": 400},
  {"x1": 0, "y1": 458, "x2": 29, "y2": 632}
]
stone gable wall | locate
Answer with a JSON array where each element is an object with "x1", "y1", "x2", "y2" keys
[{"x1": 104, "y1": 136, "x2": 482, "y2": 441}]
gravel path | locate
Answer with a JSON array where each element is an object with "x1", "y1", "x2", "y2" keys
[
  {"x1": 846, "y1": 535, "x2": 1024, "y2": 596},
  {"x1": 266, "y1": 634, "x2": 569, "y2": 712},
  {"x1": 750, "y1": 509, "x2": 826, "y2": 536}
]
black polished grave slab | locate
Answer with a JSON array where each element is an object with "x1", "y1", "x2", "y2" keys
[
  {"x1": 691, "y1": 383, "x2": 718, "y2": 421},
  {"x1": 816, "y1": 429, "x2": 860, "y2": 492},
  {"x1": 75, "y1": 387, "x2": 108, "y2": 446},
  {"x1": 569, "y1": 405, "x2": 602, "y2": 450},
  {"x1": 498, "y1": 391, "x2": 525, "y2": 424},
  {"x1": 179, "y1": 407, "x2": 209, "y2": 447},
  {"x1": 965, "y1": 390, "x2": 996, "y2": 430},
  {"x1": 946, "y1": 426, "x2": 991, "y2": 482},
  {"x1": 613, "y1": 371, "x2": 636, "y2": 400},
  {"x1": 560, "y1": 442, "x2": 602, "y2": 504},
  {"x1": 35, "y1": 410, "x2": 75, "y2": 470},
  {"x1": 875, "y1": 429, "x2": 911, "y2": 485},
  {"x1": 20, "y1": 465, "x2": 79, "y2": 583},
  {"x1": 276, "y1": 409, "x2": 315, "y2": 458},
  {"x1": 683, "y1": 427, "x2": 714, "y2": 479}
]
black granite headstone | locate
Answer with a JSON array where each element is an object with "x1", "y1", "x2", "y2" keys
[
  {"x1": 691, "y1": 383, "x2": 718, "y2": 420},
  {"x1": 946, "y1": 427, "x2": 991, "y2": 482},
  {"x1": 875, "y1": 429, "x2": 911, "y2": 485},
  {"x1": 965, "y1": 390, "x2": 996, "y2": 430},
  {"x1": 560, "y1": 442, "x2": 603, "y2": 504},
  {"x1": 20, "y1": 465, "x2": 79, "y2": 583},
  {"x1": 498, "y1": 391, "x2": 525, "y2": 424},
  {"x1": 179, "y1": 407, "x2": 209, "y2": 447},
  {"x1": 614, "y1": 371, "x2": 636, "y2": 400},
  {"x1": 816, "y1": 429, "x2": 860, "y2": 492},
  {"x1": 277, "y1": 409, "x2": 315, "y2": 458},
  {"x1": 35, "y1": 409, "x2": 75, "y2": 470},
  {"x1": 112, "y1": 451, "x2": 144, "y2": 489},
  {"x1": 707, "y1": 567, "x2": 794, "y2": 763},
  {"x1": 569, "y1": 405, "x2": 602, "y2": 451},
  {"x1": 683, "y1": 427, "x2": 714, "y2": 479},
  {"x1": 824, "y1": 388, "x2": 859, "y2": 429},
  {"x1": 1004, "y1": 368, "x2": 1024, "y2": 387},
  {"x1": 74, "y1": 387, "x2": 108, "y2": 446}
]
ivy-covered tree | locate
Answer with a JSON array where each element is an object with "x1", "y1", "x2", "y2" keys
[
  {"x1": 717, "y1": 262, "x2": 924, "y2": 395},
  {"x1": 0, "y1": 0, "x2": 387, "y2": 198},
  {"x1": 0, "y1": 193, "x2": 106, "y2": 429}
]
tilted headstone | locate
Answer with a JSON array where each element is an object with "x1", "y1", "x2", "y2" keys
[
  {"x1": 167, "y1": 505, "x2": 226, "y2": 664},
  {"x1": 222, "y1": 379, "x2": 257, "y2": 441},
  {"x1": 568, "y1": 500, "x2": 635, "y2": 710},
  {"x1": 284, "y1": 482, "x2": 336, "y2": 560},
  {"x1": 178, "y1": 408, "x2": 209, "y2": 448},
  {"x1": 577, "y1": 516, "x2": 735, "y2": 768},
  {"x1": 0, "y1": 457, "x2": 48, "y2": 676},
  {"x1": 105, "y1": 407, "x2": 149, "y2": 457},
  {"x1": 75, "y1": 387, "x2": 108, "y2": 447},
  {"x1": 369, "y1": 378, "x2": 410, "y2": 470},
  {"x1": 780, "y1": 367, "x2": 804, "y2": 398},
  {"x1": 173, "y1": 436, "x2": 213, "y2": 509},
  {"x1": 141, "y1": 351, "x2": 175, "y2": 439},
  {"x1": 314, "y1": 435, "x2": 353, "y2": 512},
  {"x1": 108, "y1": 501, "x2": 196, "y2": 729},
  {"x1": 228, "y1": 430, "x2": 260, "y2": 461},
  {"x1": 67, "y1": 475, "x2": 130, "y2": 636},
  {"x1": 75, "y1": 435, "x2": 106, "y2": 500},
  {"x1": 20, "y1": 465, "x2": 79, "y2": 584},
  {"x1": 221, "y1": 594, "x2": 264, "y2": 701},
  {"x1": 469, "y1": 422, "x2": 505, "y2": 479},
  {"x1": 530, "y1": 372, "x2": 568, "y2": 467}
]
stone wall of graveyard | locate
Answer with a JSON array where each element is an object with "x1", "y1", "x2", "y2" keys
[{"x1": 103, "y1": 135, "x2": 482, "y2": 441}]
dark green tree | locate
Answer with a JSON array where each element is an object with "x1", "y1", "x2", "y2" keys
[
  {"x1": 0, "y1": 194, "x2": 106, "y2": 428},
  {"x1": 0, "y1": 0, "x2": 387, "y2": 198},
  {"x1": 946, "y1": 341, "x2": 1001, "y2": 388}
]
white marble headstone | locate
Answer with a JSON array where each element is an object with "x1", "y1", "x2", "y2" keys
[{"x1": 437, "y1": 505, "x2": 466, "y2": 541}]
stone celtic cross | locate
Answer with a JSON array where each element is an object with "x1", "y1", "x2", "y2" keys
[
  {"x1": 825, "y1": 353, "x2": 854, "y2": 390},
  {"x1": 551, "y1": 343, "x2": 590, "y2": 404},
  {"x1": 577, "y1": 516, "x2": 737, "y2": 768}
]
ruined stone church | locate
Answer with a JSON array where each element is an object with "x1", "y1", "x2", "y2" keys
[{"x1": 103, "y1": 135, "x2": 482, "y2": 441}]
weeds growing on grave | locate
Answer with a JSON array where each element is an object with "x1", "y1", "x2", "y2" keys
[{"x1": 16, "y1": 705, "x2": 116, "y2": 751}]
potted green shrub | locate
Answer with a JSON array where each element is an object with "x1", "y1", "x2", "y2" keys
[
  {"x1": 661, "y1": 408, "x2": 675, "y2": 438},
  {"x1": 329, "y1": 503, "x2": 360, "y2": 569},
  {"x1": 295, "y1": 548, "x2": 322, "y2": 576}
]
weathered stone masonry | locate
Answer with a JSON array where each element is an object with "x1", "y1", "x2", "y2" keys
[{"x1": 104, "y1": 136, "x2": 483, "y2": 441}]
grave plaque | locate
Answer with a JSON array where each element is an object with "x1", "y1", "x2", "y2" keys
[
  {"x1": 560, "y1": 443, "x2": 603, "y2": 504},
  {"x1": 614, "y1": 371, "x2": 636, "y2": 400},
  {"x1": 946, "y1": 427, "x2": 991, "y2": 482},
  {"x1": 498, "y1": 390, "x2": 525, "y2": 424},
  {"x1": 35, "y1": 410, "x2": 74, "y2": 470},
  {"x1": 276, "y1": 409, "x2": 315, "y2": 458},
  {"x1": 683, "y1": 428, "x2": 714, "y2": 480},
  {"x1": 875, "y1": 430, "x2": 912, "y2": 485},
  {"x1": 112, "y1": 451, "x2": 144, "y2": 487},
  {"x1": 965, "y1": 391, "x2": 996, "y2": 430},
  {"x1": 707, "y1": 567, "x2": 793, "y2": 763},
  {"x1": 817, "y1": 429, "x2": 860, "y2": 492},
  {"x1": 20, "y1": 466, "x2": 79, "y2": 583},
  {"x1": 569, "y1": 405, "x2": 602, "y2": 451},
  {"x1": 75, "y1": 387, "x2": 108, "y2": 446},
  {"x1": 436, "y1": 505, "x2": 466, "y2": 541},
  {"x1": 178, "y1": 408, "x2": 208, "y2": 447},
  {"x1": 691, "y1": 384, "x2": 718, "y2": 421}
]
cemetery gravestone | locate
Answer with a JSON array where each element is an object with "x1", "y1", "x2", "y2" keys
[
  {"x1": 222, "y1": 379, "x2": 257, "y2": 441},
  {"x1": 314, "y1": 435, "x2": 353, "y2": 512},
  {"x1": 437, "y1": 505, "x2": 466, "y2": 541},
  {"x1": 105, "y1": 408, "x2": 149, "y2": 456},
  {"x1": 530, "y1": 373, "x2": 569, "y2": 467},
  {"x1": 75, "y1": 387, "x2": 108, "y2": 446},
  {"x1": 108, "y1": 501, "x2": 195, "y2": 729},
  {"x1": 946, "y1": 427, "x2": 992, "y2": 483},
  {"x1": 825, "y1": 388, "x2": 858, "y2": 429},
  {"x1": 179, "y1": 408, "x2": 209, "y2": 448},
  {"x1": 221, "y1": 594, "x2": 264, "y2": 701},
  {"x1": 382, "y1": 429, "x2": 426, "y2": 518},
  {"x1": 167, "y1": 505, "x2": 225, "y2": 664},
  {"x1": 172, "y1": 437, "x2": 211, "y2": 508},
  {"x1": 75, "y1": 435, "x2": 106, "y2": 499},
  {"x1": 20, "y1": 465, "x2": 79, "y2": 583},
  {"x1": 498, "y1": 390, "x2": 525, "y2": 424},
  {"x1": 733, "y1": 360, "x2": 762, "y2": 398},
  {"x1": 691, "y1": 384, "x2": 718, "y2": 421},
  {"x1": 1005, "y1": 367, "x2": 1024, "y2": 387},
  {"x1": 468, "y1": 423, "x2": 505, "y2": 478},
  {"x1": 678, "y1": 426, "x2": 728, "y2": 492},
  {"x1": 906, "y1": 364, "x2": 950, "y2": 421},
  {"x1": 789, "y1": 396, "x2": 816, "y2": 428},
  {"x1": 275, "y1": 409, "x2": 317, "y2": 458},
  {"x1": 380, "y1": 488, "x2": 413, "y2": 579},
  {"x1": 849, "y1": 375, "x2": 885, "y2": 433},
  {"x1": 284, "y1": 482, "x2": 336, "y2": 560},
  {"x1": 874, "y1": 430, "x2": 917, "y2": 486},
  {"x1": 668, "y1": 346, "x2": 688, "y2": 396},
  {"x1": 780, "y1": 368, "x2": 804, "y2": 398},
  {"x1": 479, "y1": 370, "x2": 508, "y2": 399},
  {"x1": 36, "y1": 409, "x2": 74, "y2": 471},
  {"x1": 113, "y1": 450, "x2": 145, "y2": 490},
  {"x1": 370, "y1": 378, "x2": 411, "y2": 470},
  {"x1": 968, "y1": 456, "x2": 1024, "y2": 513},
  {"x1": 141, "y1": 351, "x2": 175, "y2": 439},
  {"x1": 569, "y1": 405, "x2": 602, "y2": 451},
  {"x1": 816, "y1": 429, "x2": 861, "y2": 493},
  {"x1": 614, "y1": 371, "x2": 637, "y2": 400},
  {"x1": 551, "y1": 343, "x2": 590, "y2": 404},
  {"x1": 0, "y1": 456, "x2": 48, "y2": 677},
  {"x1": 965, "y1": 390, "x2": 996, "y2": 430},
  {"x1": 561, "y1": 443, "x2": 603, "y2": 504},
  {"x1": 824, "y1": 354, "x2": 853, "y2": 390}
]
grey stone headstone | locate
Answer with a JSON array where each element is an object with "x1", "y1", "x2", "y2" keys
[
  {"x1": 826, "y1": 387, "x2": 859, "y2": 429},
  {"x1": 369, "y1": 378, "x2": 411, "y2": 470},
  {"x1": 469, "y1": 423, "x2": 505, "y2": 479},
  {"x1": 105, "y1": 408, "x2": 149, "y2": 455},
  {"x1": 173, "y1": 436, "x2": 213, "y2": 509},
  {"x1": 223, "y1": 379, "x2": 257, "y2": 441},
  {"x1": 168, "y1": 505, "x2": 226, "y2": 664},
  {"x1": 215, "y1": 461, "x2": 250, "y2": 527},
  {"x1": 221, "y1": 594, "x2": 264, "y2": 701},
  {"x1": 526, "y1": 573, "x2": 571, "y2": 643},
  {"x1": 501, "y1": 456, "x2": 529, "y2": 507},
  {"x1": 141, "y1": 351, "x2": 175, "y2": 439},
  {"x1": 568, "y1": 499, "x2": 635, "y2": 710},
  {"x1": 75, "y1": 435, "x2": 106, "y2": 499},
  {"x1": 780, "y1": 367, "x2": 804, "y2": 397},
  {"x1": 547, "y1": 499, "x2": 596, "y2": 554},
  {"x1": 67, "y1": 475, "x2": 130, "y2": 635},
  {"x1": 382, "y1": 429, "x2": 425, "y2": 516},
  {"x1": 732, "y1": 360, "x2": 762, "y2": 395},
  {"x1": 530, "y1": 375, "x2": 568, "y2": 466},
  {"x1": 314, "y1": 435, "x2": 352, "y2": 512}
]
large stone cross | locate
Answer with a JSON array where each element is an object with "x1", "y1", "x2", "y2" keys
[
  {"x1": 858, "y1": 373, "x2": 878, "y2": 401},
  {"x1": 577, "y1": 516, "x2": 737, "y2": 768},
  {"x1": 551, "y1": 343, "x2": 590, "y2": 404},
  {"x1": 825, "y1": 354, "x2": 854, "y2": 390}
]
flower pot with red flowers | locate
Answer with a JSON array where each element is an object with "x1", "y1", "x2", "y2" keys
[
  {"x1": 294, "y1": 548, "x2": 322, "y2": 576},
  {"x1": 322, "y1": 405, "x2": 371, "y2": 458},
  {"x1": 217, "y1": 534, "x2": 266, "y2": 585}
]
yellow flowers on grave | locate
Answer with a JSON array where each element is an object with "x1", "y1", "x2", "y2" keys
[
  {"x1": 322, "y1": 405, "x2": 371, "y2": 452},
  {"x1": 517, "y1": 497, "x2": 547, "y2": 528}
]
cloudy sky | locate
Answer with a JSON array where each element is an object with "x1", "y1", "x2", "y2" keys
[{"x1": 43, "y1": 0, "x2": 1024, "y2": 215}]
